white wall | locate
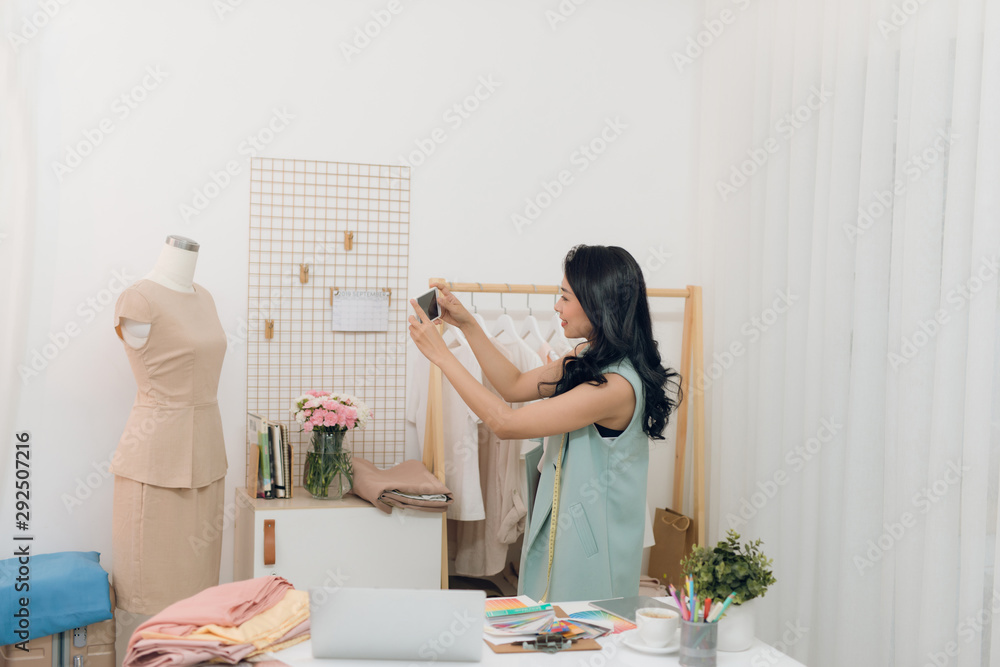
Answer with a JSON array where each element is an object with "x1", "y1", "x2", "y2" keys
[{"x1": 6, "y1": 0, "x2": 699, "y2": 585}]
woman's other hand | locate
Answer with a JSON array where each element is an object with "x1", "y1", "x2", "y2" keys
[
  {"x1": 434, "y1": 282, "x2": 474, "y2": 329},
  {"x1": 409, "y1": 298, "x2": 451, "y2": 365}
]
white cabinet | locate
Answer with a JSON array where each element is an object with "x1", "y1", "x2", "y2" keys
[{"x1": 233, "y1": 487, "x2": 442, "y2": 590}]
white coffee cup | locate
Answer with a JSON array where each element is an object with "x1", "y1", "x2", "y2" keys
[{"x1": 635, "y1": 607, "x2": 679, "y2": 648}]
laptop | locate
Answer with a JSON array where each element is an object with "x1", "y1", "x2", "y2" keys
[{"x1": 310, "y1": 587, "x2": 486, "y2": 662}]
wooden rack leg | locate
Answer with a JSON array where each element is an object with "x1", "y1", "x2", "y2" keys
[
  {"x1": 690, "y1": 287, "x2": 707, "y2": 546},
  {"x1": 422, "y1": 324, "x2": 448, "y2": 588},
  {"x1": 673, "y1": 289, "x2": 695, "y2": 511}
]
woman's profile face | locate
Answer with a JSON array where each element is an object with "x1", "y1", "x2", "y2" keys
[{"x1": 555, "y1": 277, "x2": 593, "y2": 340}]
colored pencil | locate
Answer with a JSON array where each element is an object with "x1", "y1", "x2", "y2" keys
[
  {"x1": 710, "y1": 593, "x2": 736, "y2": 622},
  {"x1": 670, "y1": 584, "x2": 687, "y2": 621},
  {"x1": 704, "y1": 598, "x2": 712, "y2": 622}
]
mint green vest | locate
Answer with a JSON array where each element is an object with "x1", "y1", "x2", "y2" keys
[{"x1": 518, "y1": 360, "x2": 649, "y2": 602}]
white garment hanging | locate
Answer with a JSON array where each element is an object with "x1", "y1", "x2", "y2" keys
[
  {"x1": 404, "y1": 338, "x2": 485, "y2": 520},
  {"x1": 454, "y1": 335, "x2": 543, "y2": 576},
  {"x1": 519, "y1": 313, "x2": 546, "y2": 350},
  {"x1": 490, "y1": 312, "x2": 520, "y2": 345}
]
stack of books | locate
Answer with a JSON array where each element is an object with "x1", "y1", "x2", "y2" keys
[{"x1": 247, "y1": 412, "x2": 293, "y2": 499}]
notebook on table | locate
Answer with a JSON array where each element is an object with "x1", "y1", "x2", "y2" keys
[{"x1": 309, "y1": 587, "x2": 486, "y2": 662}]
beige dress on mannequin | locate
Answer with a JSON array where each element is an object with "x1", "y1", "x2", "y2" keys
[{"x1": 111, "y1": 279, "x2": 228, "y2": 614}]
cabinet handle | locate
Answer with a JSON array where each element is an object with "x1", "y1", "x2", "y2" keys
[{"x1": 264, "y1": 519, "x2": 276, "y2": 565}]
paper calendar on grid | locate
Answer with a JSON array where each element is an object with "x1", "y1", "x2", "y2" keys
[{"x1": 330, "y1": 290, "x2": 390, "y2": 332}]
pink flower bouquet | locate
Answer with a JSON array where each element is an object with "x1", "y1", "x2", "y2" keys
[
  {"x1": 291, "y1": 391, "x2": 372, "y2": 434},
  {"x1": 291, "y1": 391, "x2": 372, "y2": 499}
]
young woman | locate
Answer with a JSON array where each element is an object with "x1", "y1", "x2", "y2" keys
[{"x1": 408, "y1": 244, "x2": 681, "y2": 602}]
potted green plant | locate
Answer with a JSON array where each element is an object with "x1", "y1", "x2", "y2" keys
[{"x1": 680, "y1": 530, "x2": 776, "y2": 652}]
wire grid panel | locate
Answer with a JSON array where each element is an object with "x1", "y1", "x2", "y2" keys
[{"x1": 247, "y1": 157, "x2": 410, "y2": 489}]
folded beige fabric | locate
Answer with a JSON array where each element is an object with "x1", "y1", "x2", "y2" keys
[
  {"x1": 351, "y1": 457, "x2": 454, "y2": 514},
  {"x1": 188, "y1": 589, "x2": 309, "y2": 648}
]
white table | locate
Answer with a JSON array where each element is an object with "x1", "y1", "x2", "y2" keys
[{"x1": 270, "y1": 598, "x2": 807, "y2": 667}]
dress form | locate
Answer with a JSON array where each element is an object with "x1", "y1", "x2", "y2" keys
[
  {"x1": 118, "y1": 236, "x2": 199, "y2": 348},
  {"x1": 111, "y1": 234, "x2": 228, "y2": 613}
]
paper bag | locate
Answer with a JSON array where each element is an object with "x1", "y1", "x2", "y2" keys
[{"x1": 646, "y1": 507, "x2": 696, "y2": 591}]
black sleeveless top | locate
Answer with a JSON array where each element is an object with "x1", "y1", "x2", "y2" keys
[{"x1": 594, "y1": 423, "x2": 625, "y2": 438}]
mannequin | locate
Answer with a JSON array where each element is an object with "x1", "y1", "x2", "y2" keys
[
  {"x1": 118, "y1": 235, "x2": 199, "y2": 347},
  {"x1": 111, "y1": 235, "x2": 228, "y2": 615}
]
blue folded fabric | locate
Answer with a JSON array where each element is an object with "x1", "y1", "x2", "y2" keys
[{"x1": 0, "y1": 551, "x2": 112, "y2": 645}]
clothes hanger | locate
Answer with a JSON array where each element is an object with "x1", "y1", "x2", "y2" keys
[
  {"x1": 490, "y1": 286, "x2": 519, "y2": 344},
  {"x1": 442, "y1": 323, "x2": 466, "y2": 346},
  {"x1": 519, "y1": 288, "x2": 546, "y2": 348},
  {"x1": 471, "y1": 286, "x2": 488, "y2": 330}
]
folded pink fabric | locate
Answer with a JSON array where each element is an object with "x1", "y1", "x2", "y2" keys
[
  {"x1": 266, "y1": 618, "x2": 311, "y2": 649},
  {"x1": 124, "y1": 576, "x2": 293, "y2": 667},
  {"x1": 126, "y1": 639, "x2": 256, "y2": 667},
  {"x1": 123, "y1": 605, "x2": 309, "y2": 667}
]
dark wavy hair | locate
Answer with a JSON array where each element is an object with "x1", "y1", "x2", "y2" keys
[{"x1": 540, "y1": 244, "x2": 682, "y2": 439}]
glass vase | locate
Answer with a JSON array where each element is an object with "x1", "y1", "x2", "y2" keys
[{"x1": 303, "y1": 430, "x2": 353, "y2": 500}]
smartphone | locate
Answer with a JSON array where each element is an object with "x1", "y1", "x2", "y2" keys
[{"x1": 414, "y1": 288, "x2": 441, "y2": 323}]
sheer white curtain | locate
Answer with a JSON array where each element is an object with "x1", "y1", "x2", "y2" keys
[
  {"x1": 693, "y1": 0, "x2": 999, "y2": 665},
  {"x1": 0, "y1": 1, "x2": 37, "y2": 444}
]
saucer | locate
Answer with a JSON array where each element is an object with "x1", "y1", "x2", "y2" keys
[{"x1": 622, "y1": 628, "x2": 681, "y2": 654}]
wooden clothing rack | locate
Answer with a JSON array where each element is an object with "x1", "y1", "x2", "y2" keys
[{"x1": 422, "y1": 278, "x2": 706, "y2": 588}]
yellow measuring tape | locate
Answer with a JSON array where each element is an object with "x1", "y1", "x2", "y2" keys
[{"x1": 539, "y1": 432, "x2": 568, "y2": 604}]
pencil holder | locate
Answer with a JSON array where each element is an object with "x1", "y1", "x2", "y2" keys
[{"x1": 679, "y1": 619, "x2": 718, "y2": 667}]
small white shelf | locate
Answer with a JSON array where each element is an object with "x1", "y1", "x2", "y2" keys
[{"x1": 233, "y1": 487, "x2": 442, "y2": 591}]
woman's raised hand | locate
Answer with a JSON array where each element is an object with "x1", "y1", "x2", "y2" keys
[{"x1": 433, "y1": 282, "x2": 474, "y2": 329}]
